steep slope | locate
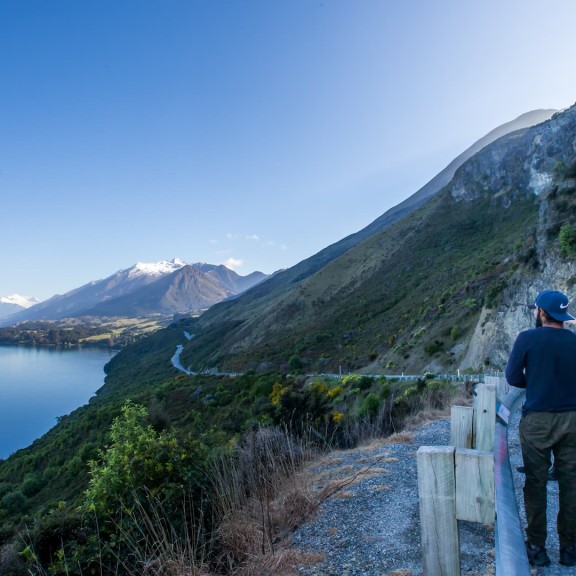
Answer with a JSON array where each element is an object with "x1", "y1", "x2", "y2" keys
[
  {"x1": 178, "y1": 105, "x2": 576, "y2": 374},
  {"x1": 192, "y1": 263, "x2": 268, "y2": 293},
  {"x1": 182, "y1": 110, "x2": 556, "y2": 335},
  {"x1": 361, "y1": 109, "x2": 556, "y2": 230}
]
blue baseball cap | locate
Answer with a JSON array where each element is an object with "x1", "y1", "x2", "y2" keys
[{"x1": 529, "y1": 290, "x2": 575, "y2": 322}]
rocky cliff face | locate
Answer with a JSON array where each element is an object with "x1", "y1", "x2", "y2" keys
[
  {"x1": 458, "y1": 105, "x2": 576, "y2": 371},
  {"x1": 462, "y1": 248, "x2": 576, "y2": 372}
]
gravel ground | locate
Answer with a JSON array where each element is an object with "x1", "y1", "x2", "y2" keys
[
  {"x1": 290, "y1": 418, "x2": 494, "y2": 576},
  {"x1": 289, "y1": 406, "x2": 573, "y2": 576}
]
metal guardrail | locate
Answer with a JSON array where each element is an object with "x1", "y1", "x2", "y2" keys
[{"x1": 494, "y1": 390, "x2": 530, "y2": 576}]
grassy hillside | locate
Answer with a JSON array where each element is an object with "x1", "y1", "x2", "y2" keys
[
  {"x1": 0, "y1": 343, "x2": 466, "y2": 574},
  {"x1": 179, "y1": 189, "x2": 539, "y2": 374}
]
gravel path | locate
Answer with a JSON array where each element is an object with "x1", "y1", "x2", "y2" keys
[
  {"x1": 290, "y1": 407, "x2": 574, "y2": 576},
  {"x1": 290, "y1": 418, "x2": 494, "y2": 576}
]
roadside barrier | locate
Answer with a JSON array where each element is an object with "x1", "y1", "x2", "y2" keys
[{"x1": 417, "y1": 378, "x2": 530, "y2": 575}]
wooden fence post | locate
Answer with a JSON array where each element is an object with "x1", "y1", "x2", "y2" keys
[
  {"x1": 473, "y1": 384, "x2": 496, "y2": 451},
  {"x1": 455, "y1": 448, "x2": 495, "y2": 525},
  {"x1": 450, "y1": 405, "x2": 474, "y2": 449},
  {"x1": 484, "y1": 374, "x2": 508, "y2": 398},
  {"x1": 417, "y1": 446, "x2": 460, "y2": 576}
]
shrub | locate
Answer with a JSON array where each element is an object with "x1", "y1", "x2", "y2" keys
[
  {"x1": 288, "y1": 355, "x2": 304, "y2": 373},
  {"x1": 450, "y1": 325, "x2": 459, "y2": 341},
  {"x1": 358, "y1": 393, "x2": 381, "y2": 418},
  {"x1": 559, "y1": 223, "x2": 576, "y2": 257},
  {"x1": 332, "y1": 411, "x2": 344, "y2": 424},
  {"x1": 1, "y1": 491, "x2": 27, "y2": 514},
  {"x1": 341, "y1": 374, "x2": 374, "y2": 390},
  {"x1": 0, "y1": 482, "x2": 14, "y2": 499},
  {"x1": 326, "y1": 385, "x2": 343, "y2": 399},
  {"x1": 84, "y1": 401, "x2": 206, "y2": 516},
  {"x1": 485, "y1": 280, "x2": 506, "y2": 309},
  {"x1": 21, "y1": 475, "x2": 43, "y2": 498},
  {"x1": 424, "y1": 340, "x2": 444, "y2": 356}
]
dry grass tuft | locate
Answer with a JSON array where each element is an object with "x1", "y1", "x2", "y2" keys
[
  {"x1": 234, "y1": 549, "x2": 325, "y2": 576},
  {"x1": 402, "y1": 408, "x2": 450, "y2": 431},
  {"x1": 371, "y1": 484, "x2": 391, "y2": 492},
  {"x1": 361, "y1": 432, "x2": 413, "y2": 450},
  {"x1": 208, "y1": 426, "x2": 330, "y2": 574},
  {"x1": 335, "y1": 491, "x2": 354, "y2": 499}
]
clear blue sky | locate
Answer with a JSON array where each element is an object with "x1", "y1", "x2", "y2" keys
[{"x1": 1, "y1": 0, "x2": 576, "y2": 300}]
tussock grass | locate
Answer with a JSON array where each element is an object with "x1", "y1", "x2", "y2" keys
[
  {"x1": 108, "y1": 493, "x2": 210, "y2": 576},
  {"x1": 208, "y1": 427, "x2": 319, "y2": 574}
]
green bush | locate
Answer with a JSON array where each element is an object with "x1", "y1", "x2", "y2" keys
[
  {"x1": 559, "y1": 223, "x2": 576, "y2": 256},
  {"x1": 21, "y1": 474, "x2": 43, "y2": 497},
  {"x1": 450, "y1": 325, "x2": 459, "y2": 341},
  {"x1": 358, "y1": 393, "x2": 381, "y2": 418},
  {"x1": 422, "y1": 379, "x2": 457, "y2": 410},
  {"x1": 84, "y1": 401, "x2": 206, "y2": 516},
  {"x1": 1, "y1": 490, "x2": 27, "y2": 514},
  {"x1": 0, "y1": 482, "x2": 14, "y2": 498},
  {"x1": 484, "y1": 280, "x2": 506, "y2": 309},
  {"x1": 288, "y1": 355, "x2": 304, "y2": 373},
  {"x1": 424, "y1": 340, "x2": 444, "y2": 356},
  {"x1": 341, "y1": 374, "x2": 374, "y2": 390}
]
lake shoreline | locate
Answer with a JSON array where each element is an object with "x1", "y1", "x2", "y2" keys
[{"x1": 0, "y1": 345, "x2": 116, "y2": 458}]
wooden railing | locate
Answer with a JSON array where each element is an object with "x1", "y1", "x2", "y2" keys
[{"x1": 417, "y1": 377, "x2": 530, "y2": 575}]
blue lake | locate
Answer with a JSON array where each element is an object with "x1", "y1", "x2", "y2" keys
[{"x1": 0, "y1": 345, "x2": 116, "y2": 459}]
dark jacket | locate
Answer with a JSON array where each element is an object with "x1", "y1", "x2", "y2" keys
[{"x1": 505, "y1": 326, "x2": 576, "y2": 414}]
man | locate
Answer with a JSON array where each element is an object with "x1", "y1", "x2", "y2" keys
[{"x1": 506, "y1": 289, "x2": 576, "y2": 567}]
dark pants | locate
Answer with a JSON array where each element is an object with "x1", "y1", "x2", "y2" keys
[{"x1": 520, "y1": 411, "x2": 576, "y2": 547}]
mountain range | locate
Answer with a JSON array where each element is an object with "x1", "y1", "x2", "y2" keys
[{"x1": 1, "y1": 259, "x2": 267, "y2": 325}]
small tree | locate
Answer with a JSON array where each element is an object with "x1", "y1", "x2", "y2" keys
[
  {"x1": 80, "y1": 402, "x2": 210, "y2": 575},
  {"x1": 84, "y1": 401, "x2": 205, "y2": 516}
]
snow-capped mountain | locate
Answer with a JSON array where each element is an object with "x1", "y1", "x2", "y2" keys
[
  {"x1": 1, "y1": 259, "x2": 268, "y2": 325},
  {"x1": 0, "y1": 295, "x2": 41, "y2": 320},
  {"x1": 126, "y1": 258, "x2": 187, "y2": 278},
  {"x1": 1, "y1": 294, "x2": 40, "y2": 308},
  {"x1": 84, "y1": 265, "x2": 237, "y2": 317}
]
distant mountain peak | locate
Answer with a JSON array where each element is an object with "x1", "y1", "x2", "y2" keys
[
  {"x1": 129, "y1": 258, "x2": 187, "y2": 278},
  {"x1": 0, "y1": 294, "x2": 40, "y2": 308},
  {"x1": 0, "y1": 258, "x2": 269, "y2": 325}
]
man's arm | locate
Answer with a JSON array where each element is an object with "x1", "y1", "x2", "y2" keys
[{"x1": 505, "y1": 333, "x2": 527, "y2": 389}]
